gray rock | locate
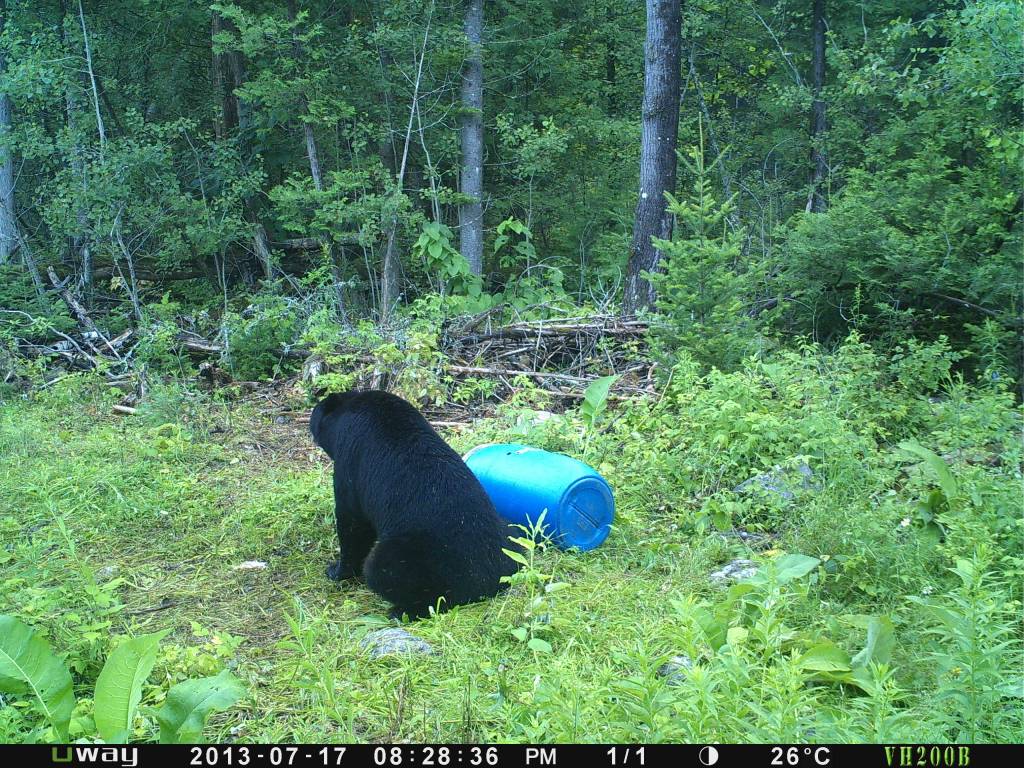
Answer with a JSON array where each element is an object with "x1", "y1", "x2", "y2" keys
[
  {"x1": 719, "y1": 529, "x2": 772, "y2": 548},
  {"x1": 709, "y1": 558, "x2": 759, "y2": 584},
  {"x1": 96, "y1": 565, "x2": 119, "y2": 580},
  {"x1": 657, "y1": 654, "x2": 693, "y2": 685},
  {"x1": 734, "y1": 462, "x2": 816, "y2": 502},
  {"x1": 360, "y1": 628, "x2": 434, "y2": 659}
]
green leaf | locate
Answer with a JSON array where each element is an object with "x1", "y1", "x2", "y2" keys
[
  {"x1": 897, "y1": 441, "x2": 958, "y2": 501},
  {"x1": 0, "y1": 615, "x2": 75, "y2": 740},
  {"x1": 153, "y1": 670, "x2": 245, "y2": 744},
  {"x1": 510, "y1": 627, "x2": 529, "y2": 642},
  {"x1": 580, "y1": 375, "x2": 619, "y2": 426},
  {"x1": 797, "y1": 641, "x2": 852, "y2": 672},
  {"x1": 527, "y1": 638, "x2": 552, "y2": 653},
  {"x1": 771, "y1": 554, "x2": 821, "y2": 584},
  {"x1": 851, "y1": 616, "x2": 895, "y2": 668},
  {"x1": 94, "y1": 630, "x2": 169, "y2": 743},
  {"x1": 502, "y1": 548, "x2": 529, "y2": 567}
]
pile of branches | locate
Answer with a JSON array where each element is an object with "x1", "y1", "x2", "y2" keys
[
  {"x1": 0, "y1": 268, "x2": 221, "y2": 398},
  {"x1": 4, "y1": 270, "x2": 657, "y2": 417},
  {"x1": 440, "y1": 312, "x2": 656, "y2": 402}
]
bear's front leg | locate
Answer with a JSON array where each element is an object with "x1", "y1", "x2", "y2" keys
[
  {"x1": 328, "y1": 504, "x2": 376, "y2": 582},
  {"x1": 326, "y1": 559, "x2": 361, "y2": 581}
]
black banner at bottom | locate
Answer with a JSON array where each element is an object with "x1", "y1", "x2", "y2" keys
[{"x1": 1, "y1": 743, "x2": 1017, "y2": 768}]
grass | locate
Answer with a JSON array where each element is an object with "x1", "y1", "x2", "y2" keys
[{"x1": 1, "y1": 348, "x2": 1021, "y2": 743}]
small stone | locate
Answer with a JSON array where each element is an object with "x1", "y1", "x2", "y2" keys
[
  {"x1": 734, "y1": 462, "x2": 817, "y2": 502},
  {"x1": 360, "y1": 628, "x2": 435, "y2": 659},
  {"x1": 720, "y1": 529, "x2": 771, "y2": 548},
  {"x1": 709, "y1": 558, "x2": 759, "y2": 584},
  {"x1": 657, "y1": 654, "x2": 693, "y2": 685},
  {"x1": 531, "y1": 410, "x2": 555, "y2": 424},
  {"x1": 274, "y1": 416, "x2": 288, "y2": 425},
  {"x1": 232, "y1": 560, "x2": 268, "y2": 571},
  {"x1": 96, "y1": 565, "x2": 119, "y2": 580}
]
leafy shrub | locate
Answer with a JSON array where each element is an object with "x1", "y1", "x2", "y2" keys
[
  {"x1": 225, "y1": 292, "x2": 301, "y2": 380},
  {"x1": 0, "y1": 616, "x2": 245, "y2": 743}
]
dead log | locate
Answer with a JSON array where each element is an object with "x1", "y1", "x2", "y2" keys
[
  {"x1": 47, "y1": 267, "x2": 98, "y2": 333},
  {"x1": 448, "y1": 365, "x2": 596, "y2": 384}
]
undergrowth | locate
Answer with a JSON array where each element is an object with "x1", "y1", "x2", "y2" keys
[{"x1": 0, "y1": 335, "x2": 1020, "y2": 743}]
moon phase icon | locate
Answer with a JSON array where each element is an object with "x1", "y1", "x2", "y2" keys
[{"x1": 699, "y1": 745, "x2": 720, "y2": 766}]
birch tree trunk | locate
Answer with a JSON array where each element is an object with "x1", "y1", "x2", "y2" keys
[
  {"x1": 808, "y1": 0, "x2": 828, "y2": 213},
  {"x1": 458, "y1": 0, "x2": 484, "y2": 276},
  {"x1": 623, "y1": 0, "x2": 681, "y2": 314}
]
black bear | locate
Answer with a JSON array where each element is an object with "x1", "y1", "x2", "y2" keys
[{"x1": 310, "y1": 390, "x2": 521, "y2": 619}]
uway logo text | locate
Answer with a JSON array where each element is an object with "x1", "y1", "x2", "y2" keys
[{"x1": 51, "y1": 747, "x2": 139, "y2": 767}]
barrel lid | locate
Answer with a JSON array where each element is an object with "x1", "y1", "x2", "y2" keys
[{"x1": 557, "y1": 476, "x2": 614, "y2": 551}]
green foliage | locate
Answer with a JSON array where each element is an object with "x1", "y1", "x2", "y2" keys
[
  {"x1": 94, "y1": 631, "x2": 170, "y2": 743},
  {"x1": 0, "y1": 616, "x2": 75, "y2": 740},
  {"x1": 580, "y1": 374, "x2": 618, "y2": 430},
  {"x1": 501, "y1": 515, "x2": 568, "y2": 656},
  {"x1": 908, "y1": 552, "x2": 1023, "y2": 741},
  {"x1": 150, "y1": 670, "x2": 246, "y2": 744},
  {"x1": 491, "y1": 218, "x2": 571, "y2": 314},
  {"x1": 411, "y1": 221, "x2": 486, "y2": 303},
  {"x1": 649, "y1": 131, "x2": 759, "y2": 371},
  {"x1": 2, "y1": 0, "x2": 1023, "y2": 746},
  {"x1": 0, "y1": 617, "x2": 244, "y2": 744},
  {"x1": 225, "y1": 292, "x2": 302, "y2": 380}
]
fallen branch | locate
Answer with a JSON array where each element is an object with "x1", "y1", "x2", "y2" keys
[{"x1": 46, "y1": 267, "x2": 124, "y2": 359}]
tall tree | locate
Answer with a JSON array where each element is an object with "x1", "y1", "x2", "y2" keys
[
  {"x1": 807, "y1": 0, "x2": 827, "y2": 213},
  {"x1": 0, "y1": 10, "x2": 16, "y2": 266},
  {"x1": 212, "y1": 6, "x2": 272, "y2": 280},
  {"x1": 459, "y1": 0, "x2": 484, "y2": 276},
  {"x1": 623, "y1": 0, "x2": 681, "y2": 314},
  {"x1": 0, "y1": 0, "x2": 41, "y2": 295},
  {"x1": 0, "y1": 0, "x2": 17, "y2": 265}
]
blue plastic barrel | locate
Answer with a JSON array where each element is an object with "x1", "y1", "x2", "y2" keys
[{"x1": 463, "y1": 443, "x2": 614, "y2": 551}]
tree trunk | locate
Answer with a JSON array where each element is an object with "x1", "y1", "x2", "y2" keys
[
  {"x1": 808, "y1": 0, "x2": 828, "y2": 213},
  {"x1": 623, "y1": 0, "x2": 681, "y2": 315},
  {"x1": 0, "y1": 0, "x2": 41, "y2": 295},
  {"x1": 77, "y1": 0, "x2": 105, "y2": 152},
  {"x1": 458, "y1": 0, "x2": 484, "y2": 276},
  {"x1": 0, "y1": 91, "x2": 16, "y2": 267},
  {"x1": 212, "y1": 8, "x2": 269, "y2": 280},
  {"x1": 60, "y1": 0, "x2": 92, "y2": 297},
  {"x1": 287, "y1": 0, "x2": 347, "y2": 324},
  {"x1": 378, "y1": 3, "x2": 434, "y2": 320},
  {"x1": 0, "y1": 0, "x2": 16, "y2": 265},
  {"x1": 211, "y1": 10, "x2": 242, "y2": 138}
]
